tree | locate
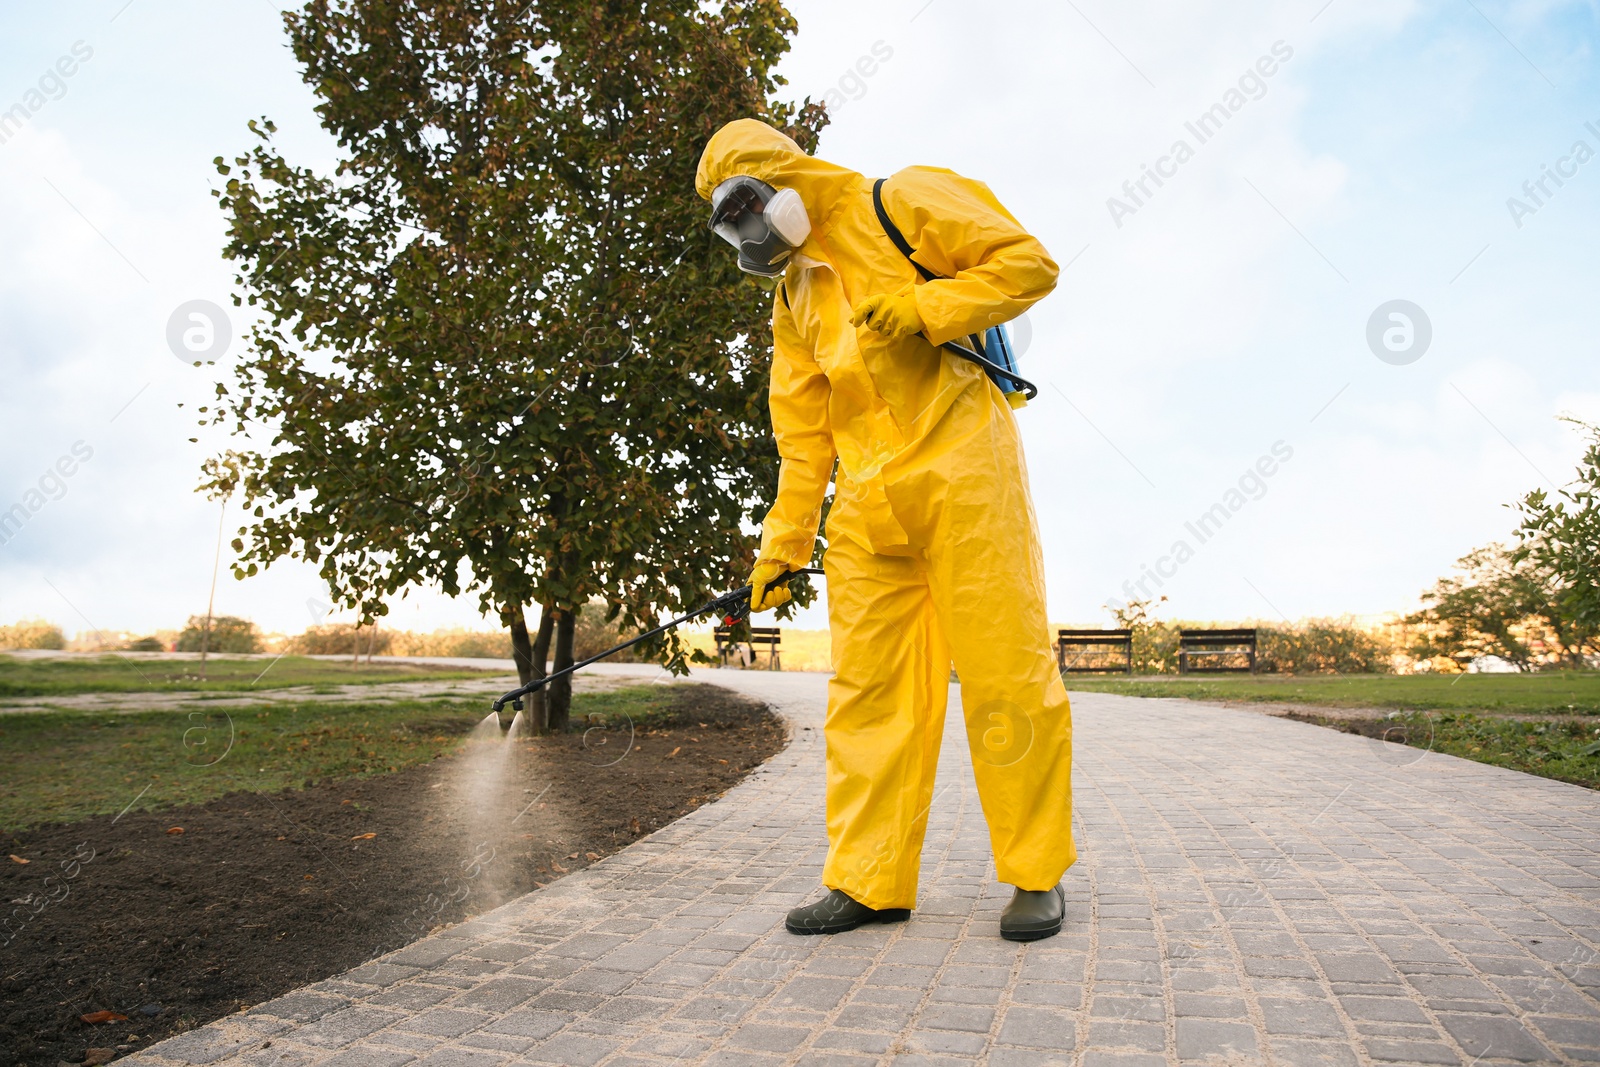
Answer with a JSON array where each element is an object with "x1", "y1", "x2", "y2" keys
[
  {"x1": 176, "y1": 616, "x2": 263, "y2": 654},
  {"x1": 1106, "y1": 596, "x2": 1175, "y2": 674},
  {"x1": 204, "y1": 0, "x2": 825, "y2": 730},
  {"x1": 1405, "y1": 542, "x2": 1585, "y2": 670},
  {"x1": 1517, "y1": 418, "x2": 1600, "y2": 658}
]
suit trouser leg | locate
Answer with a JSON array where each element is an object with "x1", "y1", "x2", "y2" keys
[
  {"x1": 820, "y1": 535, "x2": 951, "y2": 911},
  {"x1": 918, "y1": 404, "x2": 1076, "y2": 890}
]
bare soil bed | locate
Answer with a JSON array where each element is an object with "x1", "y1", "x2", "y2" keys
[{"x1": 0, "y1": 684, "x2": 783, "y2": 1067}]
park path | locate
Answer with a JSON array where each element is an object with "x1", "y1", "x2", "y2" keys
[
  {"x1": 0, "y1": 661, "x2": 654, "y2": 715},
  {"x1": 129, "y1": 672, "x2": 1600, "y2": 1067}
]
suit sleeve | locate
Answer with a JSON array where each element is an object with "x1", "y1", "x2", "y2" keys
[
  {"x1": 758, "y1": 288, "x2": 835, "y2": 569},
  {"x1": 884, "y1": 168, "x2": 1060, "y2": 348}
]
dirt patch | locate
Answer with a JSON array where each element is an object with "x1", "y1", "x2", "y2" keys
[
  {"x1": 1212, "y1": 698, "x2": 1596, "y2": 725},
  {"x1": 1282, "y1": 710, "x2": 1427, "y2": 742},
  {"x1": 0, "y1": 684, "x2": 783, "y2": 1067}
]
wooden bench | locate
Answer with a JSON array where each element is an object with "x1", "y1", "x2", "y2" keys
[
  {"x1": 1178, "y1": 628, "x2": 1258, "y2": 674},
  {"x1": 1057, "y1": 629, "x2": 1133, "y2": 674},
  {"x1": 714, "y1": 626, "x2": 782, "y2": 670}
]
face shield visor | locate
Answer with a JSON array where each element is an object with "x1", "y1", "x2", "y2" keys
[{"x1": 709, "y1": 176, "x2": 812, "y2": 278}]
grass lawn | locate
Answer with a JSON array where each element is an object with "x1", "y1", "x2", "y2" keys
[
  {"x1": 1064, "y1": 671, "x2": 1600, "y2": 716},
  {"x1": 1066, "y1": 671, "x2": 1600, "y2": 790},
  {"x1": 1338, "y1": 712, "x2": 1600, "y2": 790},
  {"x1": 0, "y1": 686, "x2": 684, "y2": 831},
  {"x1": 0, "y1": 653, "x2": 504, "y2": 698}
]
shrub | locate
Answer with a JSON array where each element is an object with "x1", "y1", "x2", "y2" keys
[
  {"x1": 175, "y1": 615, "x2": 262, "y2": 654},
  {"x1": 387, "y1": 629, "x2": 513, "y2": 659},
  {"x1": 572, "y1": 601, "x2": 638, "y2": 662},
  {"x1": 0, "y1": 620, "x2": 66, "y2": 651},
  {"x1": 1256, "y1": 621, "x2": 1392, "y2": 674},
  {"x1": 1103, "y1": 598, "x2": 1395, "y2": 674},
  {"x1": 288, "y1": 624, "x2": 394, "y2": 656}
]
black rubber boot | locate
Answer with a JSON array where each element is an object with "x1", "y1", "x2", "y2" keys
[
  {"x1": 785, "y1": 889, "x2": 911, "y2": 935},
  {"x1": 999, "y1": 884, "x2": 1065, "y2": 941}
]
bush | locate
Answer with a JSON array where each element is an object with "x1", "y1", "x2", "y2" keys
[
  {"x1": 288, "y1": 624, "x2": 394, "y2": 656},
  {"x1": 0, "y1": 620, "x2": 66, "y2": 651},
  {"x1": 572, "y1": 601, "x2": 637, "y2": 662},
  {"x1": 387, "y1": 629, "x2": 513, "y2": 659},
  {"x1": 123, "y1": 636, "x2": 166, "y2": 652},
  {"x1": 175, "y1": 615, "x2": 262, "y2": 654},
  {"x1": 1257, "y1": 621, "x2": 1392, "y2": 674},
  {"x1": 1104, "y1": 598, "x2": 1395, "y2": 674}
]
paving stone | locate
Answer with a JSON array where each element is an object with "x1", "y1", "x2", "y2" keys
[
  {"x1": 1078, "y1": 1054, "x2": 1166, "y2": 1067},
  {"x1": 314, "y1": 1051, "x2": 418, "y2": 1067},
  {"x1": 411, "y1": 1049, "x2": 507, "y2": 1067},
  {"x1": 1265, "y1": 1039, "x2": 1360, "y2": 1067},
  {"x1": 252, "y1": 991, "x2": 351, "y2": 1023},
  {"x1": 1174, "y1": 1018, "x2": 1259, "y2": 1061},
  {"x1": 396, "y1": 1009, "x2": 492, "y2": 1038},
  {"x1": 996, "y1": 1006, "x2": 1075, "y2": 1050},
  {"x1": 1532, "y1": 1015, "x2": 1600, "y2": 1048},
  {"x1": 1258, "y1": 996, "x2": 1345, "y2": 1038},
  {"x1": 296, "y1": 1007, "x2": 410, "y2": 1049},
  {"x1": 1363, "y1": 1037, "x2": 1463, "y2": 1064},
  {"x1": 1084, "y1": 1019, "x2": 1165, "y2": 1052},
  {"x1": 521, "y1": 1031, "x2": 618, "y2": 1065},
  {"x1": 125, "y1": 677, "x2": 1600, "y2": 1067},
  {"x1": 1436, "y1": 1012, "x2": 1555, "y2": 1062}
]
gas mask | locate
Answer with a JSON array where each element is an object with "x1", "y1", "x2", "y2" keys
[{"x1": 709, "y1": 175, "x2": 812, "y2": 278}]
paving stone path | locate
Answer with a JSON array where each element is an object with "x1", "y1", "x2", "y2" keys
[
  {"x1": 131, "y1": 672, "x2": 1600, "y2": 1067},
  {"x1": 0, "y1": 661, "x2": 647, "y2": 715}
]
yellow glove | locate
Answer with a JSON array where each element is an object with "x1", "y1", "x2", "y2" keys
[
  {"x1": 748, "y1": 560, "x2": 793, "y2": 613},
  {"x1": 850, "y1": 291, "x2": 924, "y2": 339}
]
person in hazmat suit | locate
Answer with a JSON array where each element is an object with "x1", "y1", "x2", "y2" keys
[{"x1": 697, "y1": 119, "x2": 1074, "y2": 941}]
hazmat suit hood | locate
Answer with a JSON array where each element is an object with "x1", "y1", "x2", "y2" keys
[{"x1": 695, "y1": 119, "x2": 861, "y2": 238}]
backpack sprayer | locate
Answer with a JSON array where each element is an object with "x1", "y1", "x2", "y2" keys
[
  {"x1": 871, "y1": 178, "x2": 1038, "y2": 409},
  {"x1": 492, "y1": 567, "x2": 825, "y2": 713}
]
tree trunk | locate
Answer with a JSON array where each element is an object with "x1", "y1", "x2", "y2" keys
[
  {"x1": 508, "y1": 603, "x2": 535, "y2": 688},
  {"x1": 528, "y1": 604, "x2": 555, "y2": 732},
  {"x1": 546, "y1": 607, "x2": 576, "y2": 733}
]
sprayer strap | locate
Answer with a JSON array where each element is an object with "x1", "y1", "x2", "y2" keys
[{"x1": 872, "y1": 178, "x2": 938, "y2": 283}]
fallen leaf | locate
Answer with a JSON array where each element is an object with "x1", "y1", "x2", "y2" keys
[
  {"x1": 697, "y1": 722, "x2": 708, "y2": 728},
  {"x1": 350, "y1": 832, "x2": 376, "y2": 840},
  {"x1": 566, "y1": 852, "x2": 580, "y2": 860},
  {"x1": 668, "y1": 746, "x2": 681, "y2": 758},
  {"x1": 628, "y1": 819, "x2": 641, "y2": 834},
  {"x1": 275, "y1": 836, "x2": 286, "y2": 841},
  {"x1": 585, "y1": 851, "x2": 600, "y2": 861},
  {"x1": 8, "y1": 854, "x2": 27, "y2": 865},
  {"x1": 166, "y1": 827, "x2": 184, "y2": 835},
  {"x1": 84, "y1": 1047, "x2": 116, "y2": 1066},
  {"x1": 717, "y1": 758, "x2": 729, "y2": 765},
  {"x1": 550, "y1": 861, "x2": 567, "y2": 873},
  {"x1": 303, "y1": 874, "x2": 314, "y2": 880},
  {"x1": 80, "y1": 1011, "x2": 128, "y2": 1024}
]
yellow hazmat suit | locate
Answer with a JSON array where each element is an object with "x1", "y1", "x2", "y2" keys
[{"x1": 697, "y1": 120, "x2": 1074, "y2": 910}]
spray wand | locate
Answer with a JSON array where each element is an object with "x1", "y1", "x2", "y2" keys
[{"x1": 491, "y1": 567, "x2": 824, "y2": 713}]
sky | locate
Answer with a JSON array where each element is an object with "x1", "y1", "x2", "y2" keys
[{"x1": 1, "y1": 0, "x2": 1597, "y2": 640}]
